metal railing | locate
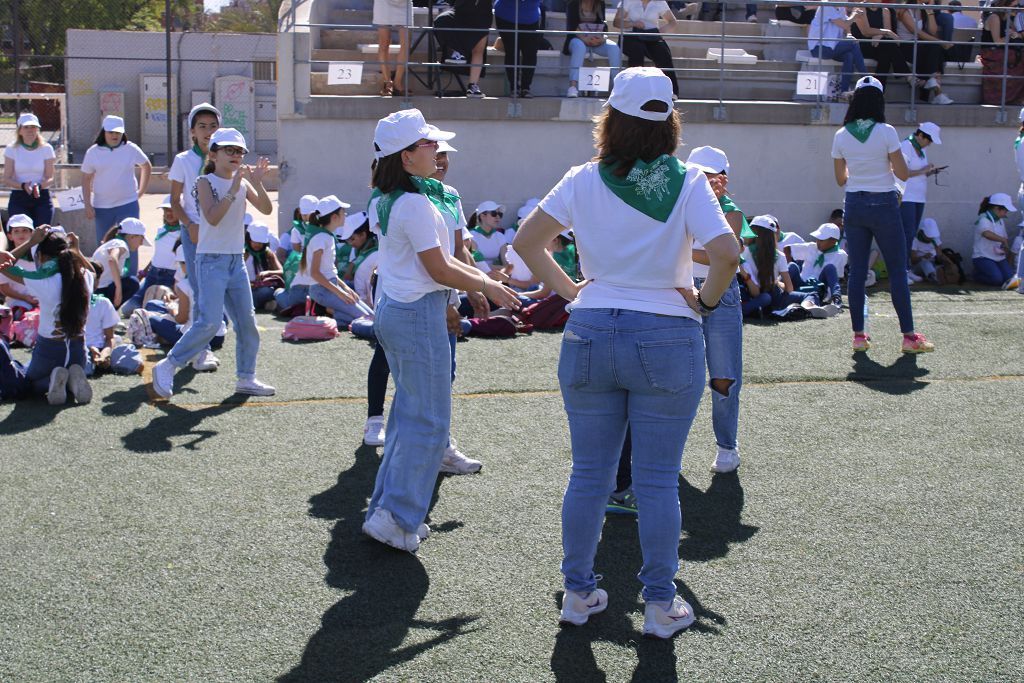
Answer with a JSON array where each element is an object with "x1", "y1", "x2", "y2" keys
[{"x1": 289, "y1": 1, "x2": 1022, "y2": 122}]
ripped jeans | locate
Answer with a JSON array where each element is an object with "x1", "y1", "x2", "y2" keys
[{"x1": 695, "y1": 276, "x2": 743, "y2": 452}]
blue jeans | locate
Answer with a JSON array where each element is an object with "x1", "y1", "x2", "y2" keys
[
  {"x1": 366, "y1": 290, "x2": 452, "y2": 534},
  {"x1": 309, "y1": 278, "x2": 375, "y2": 326},
  {"x1": 274, "y1": 284, "x2": 309, "y2": 312},
  {"x1": 811, "y1": 41, "x2": 866, "y2": 91},
  {"x1": 94, "y1": 277, "x2": 141, "y2": 308},
  {"x1": 25, "y1": 335, "x2": 86, "y2": 396},
  {"x1": 935, "y1": 11, "x2": 954, "y2": 42},
  {"x1": 788, "y1": 262, "x2": 841, "y2": 300},
  {"x1": 567, "y1": 38, "x2": 622, "y2": 84},
  {"x1": 168, "y1": 254, "x2": 260, "y2": 378},
  {"x1": 7, "y1": 188, "x2": 53, "y2": 227},
  {"x1": 124, "y1": 265, "x2": 177, "y2": 314},
  {"x1": 0, "y1": 337, "x2": 28, "y2": 400},
  {"x1": 559, "y1": 308, "x2": 705, "y2": 603},
  {"x1": 695, "y1": 277, "x2": 742, "y2": 453},
  {"x1": 742, "y1": 290, "x2": 772, "y2": 316},
  {"x1": 844, "y1": 190, "x2": 914, "y2": 334},
  {"x1": 252, "y1": 285, "x2": 276, "y2": 309},
  {"x1": 972, "y1": 257, "x2": 1013, "y2": 286},
  {"x1": 94, "y1": 200, "x2": 141, "y2": 274},
  {"x1": 899, "y1": 201, "x2": 925, "y2": 265}
]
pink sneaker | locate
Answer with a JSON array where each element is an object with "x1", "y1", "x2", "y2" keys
[
  {"x1": 852, "y1": 333, "x2": 871, "y2": 352},
  {"x1": 901, "y1": 333, "x2": 935, "y2": 354}
]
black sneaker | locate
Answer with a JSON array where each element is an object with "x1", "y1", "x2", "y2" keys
[
  {"x1": 519, "y1": 88, "x2": 533, "y2": 99},
  {"x1": 466, "y1": 83, "x2": 484, "y2": 98},
  {"x1": 606, "y1": 489, "x2": 637, "y2": 516},
  {"x1": 832, "y1": 293, "x2": 843, "y2": 309}
]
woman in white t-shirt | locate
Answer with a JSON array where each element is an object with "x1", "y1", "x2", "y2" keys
[
  {"x1": 361, "y1": 109, "x2": 519, "y2": 554},
  {"x1": 899, "y1": 122, "x2": 942, "y2": 276},
  {"x1": 3, "y1": 113, "x2": 56, "y2": 226},
  {"x1": 151, "y1": 128, "x2": 274, "y2": 401},
  {"x1": 614, "y1": 0, "x2": 680, "y2": 95},
  {"x1": 0, "y1": 227, "x2": 93, "y2": 405},
  {"x1": 513, "y1": 68, "x2": 739, "y2": 639},
  {"x1": 832, "y1": 76, "x2": 933, "y2": 353},
  {"x1": 81, "y1": 115, "x2": 152, "y2": 262},
  {"x1": 971, "y1": 193, "x2": 1016, "y2": 286}
]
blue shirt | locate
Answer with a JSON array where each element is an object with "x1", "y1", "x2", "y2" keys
[{"x1": 493, "y1": 0, "x2": 542, "y2": 24}]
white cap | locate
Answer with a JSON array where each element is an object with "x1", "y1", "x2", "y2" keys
[
  {"x1": 779, "y1": 232, "x2": 804, "y2": 248},
  {"x1": 102, "y1": 115, "x2": 125, "y2": 133},
  {"x1": 558, "y1": 228, "x2": 574, "y2": 241},
  {"x1": 17, "y1": 113, "x2": 40, "y2": 128},
  {"x1": 917, "y1": 122, "x2": 942, "y2": 145},
  {"x1": 299, "y1": 195, "x2": 319, "y2": 215},
  {"x1": 919, "y1": 217, "x2": 941, "y2": 240},
  {"x1": 6, "y1": 214, "x2": 33, "y2": 230},
  {"x1": 246, "y1": 222, "x2": 271, "y2": 244},
  {"x1": 244, "y1": 212, "x2": 253, "y2": 226},
  {"x1": 749, "y1": 215, "x2": 776, "y2": 231},
  {"x1": 855, "y1": 75, "x2": 884, "y2": 92},
  {"x1": 428, "y1": 125, "x2": 458, "y2": 153},
  {"x1": 175, "y1": 245, "x2": 186, "y2": 262},
  {"x1": 209, "y1": 127, "x2": 248, "y2": 153},
  {"x1": 187, "y1": 102, "x2": 221, "y2": 129},
  {"x1": 686, "y1": 146, "x2": 730, "y2": 175},
  {"x1": 373, "y1": 109, "x2": 455, "y2": 159},
  {"x1": 476, "y1": 200, "x2": 505, "y2": 215},
  {"x1": 339, "y1": 211, "x2": 369, "y2": 241},
  {"x1": 989, "y1": 192, "x2": 1017, "y2": 212},
  {"x1": 118, "y1": 217, "x2": 152, "y2": 246},
  {"x1": 517, "y1": 198, "x2": 540, "y2": 220},
  {"x1": 607, "y1": 67, "x2": 675, "y2": 122},
  {"x1": 809, "y1": 222, "x2": 842, "y2": 241},
  {"x1": 158, "y1": 195, "x2": 173, "y2": 210},
  {"x1": 316, "y1": 194, "x2": 350, "y2": 217}
]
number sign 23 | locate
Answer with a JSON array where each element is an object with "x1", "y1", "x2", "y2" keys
[{"x1": 328, "y1": 62, "x2": 364, "y2": 86}]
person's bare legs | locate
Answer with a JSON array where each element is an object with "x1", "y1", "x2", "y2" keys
[
  {"x1": 377, "y1": 26, "x2": 393, "y2": 95},
  {"x1": 394, "y1": 27, "x2": 410, "y2": 94},
  {"x1": 469, "y1": 36, "x2": 486, "y2": 85}
]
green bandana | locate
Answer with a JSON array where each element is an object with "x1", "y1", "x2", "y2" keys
[
  {"x1": 845, "y1": 119, "x2": 877, "y2": 144},
  {"x1": 20, "y1": 138, "x2": 40, "y2": 151},
  {"x1": 192, "y1": 143, "x2": 206, "y2": 170},
  {"x1": 598, "y1": 155, "x2": 687, "y2": 223},
  {"x1": 245, "y1": 245, "x2": 269, "y2": 274},
  {"x1": 350, "y1": 242, "x2": 379, "y2": 274},
  {"x1": 336, "y1": 241, "x2": 353, "y2": 273},
  {"x1": 1016, "y1": 134, "x2": 1023, "y2": 151},
  {"x1": 8, "y1": 261, "x2": 59, "y2": 280},
  {"x1": 907, "y1": 135, "x2": 925, "y2": 158},
  {"x1": 553, "y1": 244, "x2": 578, "y2": 279},
  {"x1": 814, "y1": 243, "x2": 840, "y2": 269},
  {"x1": 472, "y1": 249, "x2": 486, "y2": 263},
  {"x1": 720, "y1": 195, "x2": 754, "y2": 239},
  {"x1": 282, "y1": 249, "x2": 301, "y2": 288},
  {"x1": 374, "y1": 177, "x2": 459, "y2": 236},
  {"x1": 156, "y1": 223, "x2": 181, "y2": 242}
]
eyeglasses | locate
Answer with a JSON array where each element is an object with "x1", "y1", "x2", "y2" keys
[
  {"x1": 484, "y1": 211, "x2": 503, "y2": 218},
  {"x1": 218, "y1": 146, "x2": 245, "y2": 157},
  {"x1": 413, "y1": 140, "x2": 439, "y2": 149}
]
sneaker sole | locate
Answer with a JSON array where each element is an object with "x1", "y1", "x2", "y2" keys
[
  {"x1": 605, "y1": 504, "x2": 637, "y2": 515},
  {"x1": 710, "y1": 463, "x2": 740, "y2": 473},
  {"x1": 439, "y1": 463, "x2": 482, "y2": 475},
  {"x1": 363, "y1": 436, "x2": 385, "y2": 447},
  {"x1": 67, "y1": 366, "x2": 92, "y2": 404},
  {"x1": 235, "y1": 387, "x2": 276, "y2": 396},
  {"x1": 642, "y1": 613, "x2": 696, "y2": 639},
  {"x1": 47, "y1": 368, "x2": 69, "y2": 406},
  {"x1": 361, "y1": 520, "x2": 419, "y2": 553},
  {"x1": 901, "y1": 347, "x2": 934, "y2": 354},
  {"x1": 559, "y1": 602, "x2": 607, "y2": 626}
]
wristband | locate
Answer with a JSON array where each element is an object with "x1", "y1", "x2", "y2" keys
[
  {"x1": 696, "y1": 291, "x2": 719, "y2": 315},
  {"x1": 478, "y1": 272, "x2": 488, "y2": 293}
]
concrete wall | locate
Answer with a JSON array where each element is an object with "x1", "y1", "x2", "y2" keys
[
  {"x1": 277, "y1": 116, "x2": 1020, "y2": 260},
  {"x1": 65, "y1": 29, "x2": 278, "y2": 162}
]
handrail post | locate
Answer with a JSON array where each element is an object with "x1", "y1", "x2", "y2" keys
[{"x1": 714, "y1": 0, "x2": 727, "y2": 120}]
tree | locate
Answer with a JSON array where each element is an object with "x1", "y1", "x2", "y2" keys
[{"x1": 205, "y1": 0, "x2": 284, "y2": 34}]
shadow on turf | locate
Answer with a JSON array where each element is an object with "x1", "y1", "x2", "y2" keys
[
  {"x1": 847, "y1": 352, "x2": 929, "y2": 395},
  {"x1": 279, "y1": 444, "x2": 478, "y2": 683}
]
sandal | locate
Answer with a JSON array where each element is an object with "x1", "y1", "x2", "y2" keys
[{"x1": 380, "y1": 81, "x2": 394, "y2": 97}]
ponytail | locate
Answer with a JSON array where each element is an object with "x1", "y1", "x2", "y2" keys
[
  {"x1": 979, "y1": 196, "x2": 993, "y2": 214},
  {"x1": 100, "y1": 223, "x2": 121, "y2": 244},
  {"x1": 752, "y1": 228, "x2": 778, "y2": 294},
  {"x1": 36, "y1": 233, "x2": 88, "y2": 338},
  {"x1": 467, "y1": 212, "x2": 479, "y2": 230},
  {"x1": 202, "y1": 143, "x2": 220, "y2": 175}
]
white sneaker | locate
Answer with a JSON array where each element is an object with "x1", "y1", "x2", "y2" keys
[
  {"x1": 191, "y1": 348, "x2": 219, "y2": 372},
  {"x1": 642, "y1": 596, "x2": 696, "y2": 639},
  {"x1": 235, "y1": 378, "x2": 276, "y2": 396},
  {"x1": 67, "y1": 364, "x2": 92, "y2": 404},
  {"x1": 363, "y1": 416, "x2": 386, "y2": 446},
  {"x1": 710, "y1": 447, "x2": 740, "y2": 473},
  {"x1": 440, "y1": 443, "x2": 482, "y2": 475},
  {"x1": 566, "y1": 85, "x2": 579, "y2": 98},
  {"x1": 865, "y1": 270, "x2": 877, "y2": 287},
  {"x1": 923, "y1": 76, "x2": 940, "y2": 90},
  {"x1": 417, "y1": 523, "x2": 431, "y2": 541},
  {"x1": 1002, "y1": 276, "x2": 1021, "y2": 290},
  {"x1": 746, "y1": 13, "x2": 758, "y2": 22},
  {"x1": 151, "y1": 358, "x2": 175, "y2": 399},
  {"x1": 47, "y1": 367, "x2": 69, "y2": 406},
  {"x1": 362, "y1": 508, "x2": 421, "y2": 553},
  {"x1": 820, "y1": 303, "x2": 842, "y2": 318},
  {"x1": 932, "y1": 93, "x2": 954, "y2": 105},
  {"x1": 807, "y1": 305, "x2": 830, "y2": 319},
  {"x1": 559, "y1": 588, "x2": 608, "y2": 625},
  {"x1": 908, "y1": 271, "x2": 923, "y2": 284}
]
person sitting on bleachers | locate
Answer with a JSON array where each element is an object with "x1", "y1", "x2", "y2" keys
[
  {"x1": 433, "y1": 0, "x2": 494, "y2": 98},
  {"x1": 699, "y1": 0, "x2": 759, "y2": 24},
  {"x1": 775, "y1": 2, "x2": 816, "y2": 26},
  {"x1": 614, "y1": 0, "x2": 680, "y2": 96},
  {"x1": 563, "y1": 0, "x2": 622, "y2": 98},
  {"x1": 851, "y1": 1, "x2": 917, "y2": 90},
  {"x1": 807, "y1": 0, "x2": 866, "y2": 100}
]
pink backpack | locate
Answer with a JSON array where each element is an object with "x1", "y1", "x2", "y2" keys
[
  {"x1": 11, "y1": 309, "x2": 40, "y2": 347},
  {"x1": 281, "y1": 300, "x2": 339, "y2": 342}
]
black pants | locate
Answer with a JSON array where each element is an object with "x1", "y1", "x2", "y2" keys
[
  {"x1": 774, "y1": 6, "x2": 816, "y2": 25},
  {"x1": 7, "y1": 188, "x2": 53, "y2": 226},
  {"x1": 863, "y1": 39, "x2": 911, "y2": 82},
  {"x1": 495, "y1": 16, "x2": 540, "y2": 92},
  {"x1": 622, "y1": 35, "x2": 679, "y2": 96},
  {"x1": 901, "y1": 41, "x2": 946, "y2": 78},
  {"x1": 367, "y1": 343, "x2": 390, "y2": 418}
]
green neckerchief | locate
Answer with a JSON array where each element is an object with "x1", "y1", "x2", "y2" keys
[
  {"x1": 720, "y1": 195, "x2": 754, "y2": 239},
  {"x1": 350, "y1": 241, "x2": 379, "y2": 274},
  {"x1": 90, "y1": 293, "x2": 101, "y2": 306},
  {"x1": 8, "y1": 260, "x2": 59, "y2": 280},
  {"x1": 335, "y1": 241, "x2": 353, "y2": 273},
  {"x1": 245, "y1": 245, "x2": 269, "y2": 274},
  {"x1": 18, "y1": 251, "x2": 33, "y2": 262},
  {"x1": 472, "y1": 249, "x2": 486, "y2": 262},
  {"x1": 282, "y1": 249, "x2": 301, "y2": 288},
  {"x1": 598, "y1": 154, "x2": 687, "y2": 223},
  {"x1": 156, "y1": 222, "x2": 181, "y2": 243},
  {"x1": 471, "y1": 225, "x2": 498, "y2": 238},
  {"x1": 1016, "y1": 134, "x2": 1024, "y2": 151},
  {"x1": 813, "y1": 243, "x2": 840, "y2": 269},
  {"x1": 374, "y1": 177, "x2": 459, "y2": 236},
  {"x1": 192, "y1": 143, "x2": 206, "y2": 170},
  {"x1": 19, "y1": 138, "x2": 40, "y2": 151},
  {"x1": 978, "y1": 210, "x2": 999, "y2": 225},
  {"x1": 907, "y1": 135, "x2": 925, "y2": 158},
  {"x1": 845, "y1": 119, "x2": 877, "y2": 144},
  {"x1": 553, "y1": 245, "x2": 577, "y2": 279},
  {"x1": 304, "y1": 226, "x2": 333, "y2": 242}
]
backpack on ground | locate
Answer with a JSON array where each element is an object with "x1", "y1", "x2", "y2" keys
[
  {"x1": 940, "y1": 248, "x2": 966, "y2": 285},
  {"x1": 282, "y1": 300, "x2": 339, "y2": 342},
  {"x1": 10, "y1": 309, "x2": 39, "y2": 347},
  {"x1": 517, "y1": 294, "x2": 570, "y2": 330}
]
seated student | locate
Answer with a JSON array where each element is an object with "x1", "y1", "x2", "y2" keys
[
  {"x1": 0, "y1": 336, "x2": 29, "y2": 401},
  {"x1": 121, "y1": 195, "x2": 181, "y2": 316},
  {"x1": 0, "y1": 227, "x2": 93, "y2": 405},
  {"x1": 563, "y1": 0, "x2": 622, "y2": 98},
  {"x1": 775, "y1": 2, "x2": 816, "y2": 25},
  {"x1": 91, "y1": 217, "x2": 149, "y2": 309},
  {"x1": 910, "y1": 217, "x2": 953, "y2": 284},
  {"x1": 551, "y1": 229, "x2": 578, "y2": 279},
  {"x1": 298, "y1": 195, "x2": 373, "y2": 326},
  {"x1": 788, "y1": 222, "x2": 848, "y2": 307},
  {"x1": 244, "y1": 222, "x2": 284, "y2": 311},
  {"x1": 972, "y1": 193, "x2": 1017, "y2": 287},
  {"x1": 0, "y1": 214, "x2": 38, "y2": 318},
  {"x1": 275, "y1": 195, "x2": 319, "y2": 311},
  {"x1": 468, "y1": 201, "x2": 511, "y2": 267},
  {"x1": 140, "y1": 245, "x2": 226, "y2": 351},
  {"x1": 740, "y1": 215, "x2": 816, "y2": 316},
  {"x1": 338, "y1": 211, "x2": 379, "y2": 307},
  {"x1": 83, "y1": 270, "x2": 142, "y2": 377}
]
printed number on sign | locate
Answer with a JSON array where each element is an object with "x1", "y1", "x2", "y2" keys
[
  {"x1": 578, "y1": 67, "x2": 611, "y2": 93},
  {"x1": 795, "y1": 72, "x2": 829, "y2": 96},
  {"x1": 55, "y1": 187, "x2": 86, "y2": 213},
  {"x1": 328, "y1": 62, "x2": 364, "y2": 86}
]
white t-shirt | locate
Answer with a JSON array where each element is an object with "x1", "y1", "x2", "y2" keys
[
  {"x1": 85, "y1": 295, "x2": 119, "y2": 348},
  {"x1": 92, "y1": 239, "x2": 130, "y2": 287},
  {"x1": 292, "y1": 231, "x2": 337, "y2": 286},
  {"x1": 973, "y1": 212, "x2": 1007, "y2": 261},
  {"x1": 4, "y1": 142, "x2": 56, "y2": 185},
  {"x1": 151, "y1": 227, "x2": 181, "y2": 270},
  {"x1": 471, "y1": 228, "x2": 509, "y2": 264},
  {"x1": 505, "y1": 247, "x2": 534, "y2": 282},
  {"x1": 911, "y1": 237, "x2": 938, "y2": 259},
  {"x1": 618, "y1": 0, "x2": 670, "y2": 30},
  {"x1": 832, "y1": 123, "x2": 902, "y2": 194},
  {"x1": 899, "y1": 138, "x2": 929, "y2": 204},
  {"x1": 539, "y1": 161, "x2": 733, "y2": 320},
  {"x1": 0, "y1": 258, "x2": 35, "y2": 301},
  {"x1": 442, "y1": 185, "x2": 467, "y2": 257},
  {"x1": 196, "y1": 174, "x2": 253, "y2": 255},
  {"x1": 808, "y1": 5, "x2": 847, "y2": 50},
  {"x1": 742, "y1": 249, "x2": 789, "y2": 285},
  {"x1": 244, "y1": 248, "x2": 275, "y2": 282},
  {"x1": 353, "y1": 249, "x2": 380, "y2": 307},
  {"x1": 175, "y1": 277, "x2": 195, "y2": 333},
  {"x1": 23, "y1": 268, "x2": 93, "y2": 339},
  {"x1": 372, "y1": 193, "x2": 451, "y2": 303},
  {"x1": 80, "y1": 142, "x2": 149, "y2": 209},
  {"x1": 167, "y1": 148, "x2": 205, "y2": 224},
  {"x1": 790, "y1": 242, "x2": 849, "y2": 281},
  {"x1": 953, "y1": 12, "x2": 978, "y2": 30}
]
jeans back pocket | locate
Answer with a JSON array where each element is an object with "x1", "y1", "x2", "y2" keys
[
  {"x1": 558, "y1": 336, "x2": 592, "y2": 390},
  {"x1": 637, "y1": 337, "x2": 694, "y2": 394}
]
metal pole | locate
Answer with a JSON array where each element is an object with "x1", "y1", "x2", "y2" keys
[
  {"x1": 716, "y1": 0, "x2": 726, "y2": 118},
  {"x1": 12, "y1": 0, "x2": 22, "y2": 98},
  {"x1": 1001, "y1": 6, "x2": 1010, "y2": 115},
  {"x1": 165, "y1": 0, "x2": 173, "y2": 166}
]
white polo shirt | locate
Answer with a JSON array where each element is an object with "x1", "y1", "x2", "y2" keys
[
  {"x1": 911, "y1": 237, "x2": 939, "y2": 259},
  {"x1": 168, "y1": 148, "x2": 205, "y2": 224},
  {"x1": 4, "y1": 142, "x2": 56, "y2": 185},
  {"x1": 151, "y1": 228, "x2": 180, "y2": 270},
  {"x1": 832, "y1": 123, "x2": 902, "y2": 194},
  {"x1": 790, "y1": 242, "x2": 849, "y2": 281},
  {"x1": 973, "y1": 212, "x2": 1007, "y2": 261},
  {"x1": 81, "y1": 141, "x2": 149, "y2": 209},
  {"x1": 92, "y1": 239, "x2": 130, "y2": 287},
  {"x1": 85, "y1": 295, "x2": 119, "y2": 348},
  {"x1": 899, "y1": 138, "x2": 930, "y2": 205}
]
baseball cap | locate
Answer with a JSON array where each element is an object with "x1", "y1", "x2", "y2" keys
[
  {"x1": 517, "y1": 198, "x2": 540, "y2": 220},
  {"x1": 244, "y1": 212, "x2": 254, "y2": 226},
  {"x1": 299, "y1": 195, "x2": 319, "y2": 215},
  {"x1": 919, "y1": 218, "x2": 941, "y2": 241},
  {"x1": 188, "y1": 102, "x2": 222, "y2": 129},
  {"x1": 779, "y1": 232, "x2": 804, "y2": 248},
  {"x1": 17, "y1": 113, "x2": 40, "y2": 128},
  {"x1": 607, "y1": 67, "x2": 675, "y2": 122},
  {"x1": 209, "y1": 127, "x2": 248, "y2": 152},
  {"x1": 855, "y1": 75, "x2": 884, "y2": 92},
  {"x1": 686, "y1": 146, "x2": 730, "y2": 175},
  {"x1": 989, "y1": 192, "x2": 1016, "y2": 212},
  {"x1": 317, "y1": 195, "x2": 351, "y2": 217},
  {"x1": 102, "y1": 115, "x2": 126, "y2": 133},
  {"x1": 749, "y1": 215, "x2": 777, "y2": 232},
  {"x1": 918, "y1": 122, "x2": 942, "y2": 145},
  {"x1": 246, "y1": 222, "x2": 271, "y2": 244},
  {"x1": 476, "y1": 200, "x2": 505, "y2": 215},
  {"x1": 158, "y1": 195, "x2": 173, "y2": 210},
  {"x1": 339, "y1": 211, "x2": 369, "y2": 241},
  {"x1": 428, "y1": 125, "x2": 458, "y2": 153},
  {"x1": 809, "y1": 223, "x2": 842, "y2": 241},
  {"x1": 374, "y1": 109, "x2": 455, "y2": 159},
  {"x1": 118, "y1": 217, "x2": 153, "y2": 246},
  {"x1": 559, "y1": 228, "x2": 574, "y2": 241},
  {"x1": 6, "y1": 214, "x2": 33, "y2": 231}
]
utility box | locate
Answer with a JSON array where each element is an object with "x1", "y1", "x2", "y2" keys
[
  {"x1": 98, "y1": 89, "x2": 126, "y2": 120},
  {"x1": 140, "y1": 74, "x2": 178, "y2": 158},
  {"x1": 215, "y1": 75, "x2": 255, "y2": 148}
]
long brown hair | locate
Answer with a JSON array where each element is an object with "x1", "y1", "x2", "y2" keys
[
  {"x1": 751, "y1": 226, "x2": 779, "y2": 294},
  {"x1": 37, "y1": 233, "x2": 89, "y2": 338},
  {"x1": 592, "y1": 104, "x2": 681, "y2": 176},
  {"x1": 370, "y1": 144, "x2": 418, "y2": 194},
  {"x1": 300, "y1": 208, "x2": 343, "y2": 272}
]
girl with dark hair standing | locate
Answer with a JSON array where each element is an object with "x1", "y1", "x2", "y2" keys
[
  {"x1": 832, "y1": 76, "x2": 933, "y2": 354},
  {"x1": 0, "y1": 226, "x2": 93, "y2": 405}
]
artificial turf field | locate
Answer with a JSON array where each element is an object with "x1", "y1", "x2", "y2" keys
[{"x1": 1, "y1": 287, "x2": 1022, "y2": 682}]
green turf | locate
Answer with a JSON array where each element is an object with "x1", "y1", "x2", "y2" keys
[{"x1": 1, "y1": 288, "x2": 1022, "y2": 682}]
